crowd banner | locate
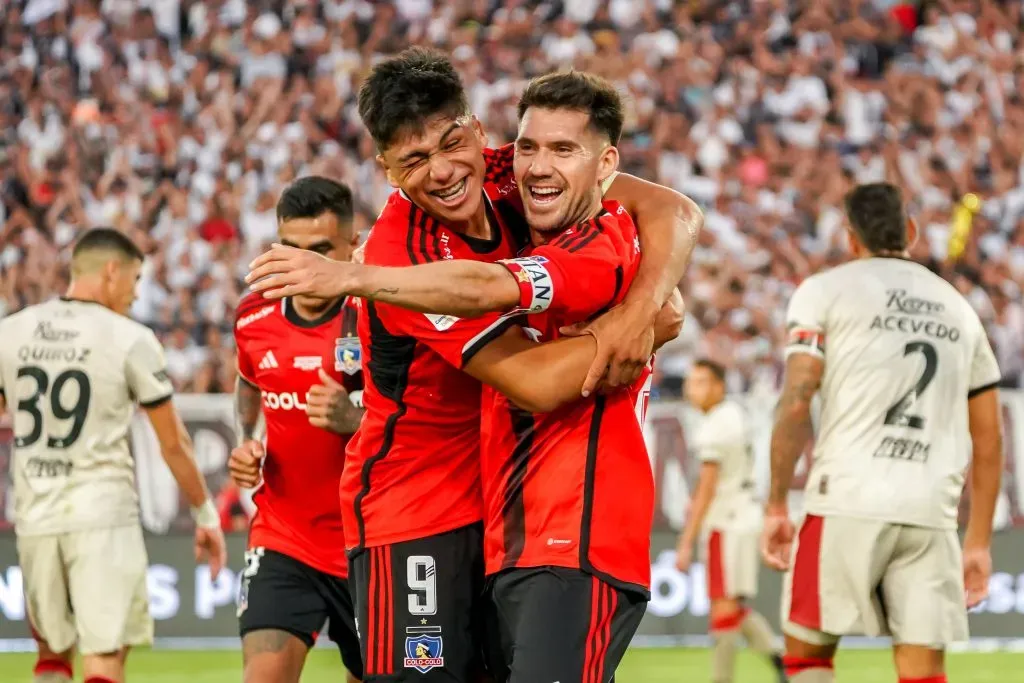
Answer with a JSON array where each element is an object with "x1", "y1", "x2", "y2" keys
[{"x1": 0, "y1": 391, "x2": 1022, "y2": 644}]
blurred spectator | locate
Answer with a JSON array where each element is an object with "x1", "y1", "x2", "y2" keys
[{"x1": 0, "y1": 0, "x2": 1021, "y2": 398}]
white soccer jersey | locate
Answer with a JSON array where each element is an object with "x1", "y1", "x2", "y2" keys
[
  {"x1": 0, "y1": 298, "x2": 174, "y2": 536},
  {"x1": 785, "y1": 258, "x2": 1001, "y2": 530},
  {"x1": 692, "y1": 399, "x2": 759, "y2": 529}
]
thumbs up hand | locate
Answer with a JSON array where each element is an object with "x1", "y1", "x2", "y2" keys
[{"x1": 306, "y1": 368, "x2": 363, "y2": 434}]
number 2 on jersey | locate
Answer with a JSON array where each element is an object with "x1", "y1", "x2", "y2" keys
[
  {"x1": 15, "y1": 366, "x2": 92, "y2": 449},
  {"x1": 406, "y1": 555, "x2": 437, "y2": 616},
  {"x1": 883, "y1": 341, "x2": 937, "y2": 430}
]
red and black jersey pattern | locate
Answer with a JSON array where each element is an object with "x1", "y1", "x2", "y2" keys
[
  {"x1": 475, "y1": 201, "x2": 656, "y2": 595},
  {"x1": 483, "y1": 143, "x2": 515, "y2": 188},
  {"x1": 340, "y1": 147, "x2": 529, "y2": 552},
  {"x1": 234, "y1": 292, "x2": 362, "y2": 578}
]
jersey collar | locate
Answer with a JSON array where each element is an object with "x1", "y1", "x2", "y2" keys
[{"x1": 282, "y1": 296, "x2": 347, "y2": 328}]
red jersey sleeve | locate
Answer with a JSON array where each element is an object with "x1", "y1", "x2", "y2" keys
[
  {"x1": 234, "y1": 294, "x2": 269, "y2": 386},
  {"x1": 498, "y1": 201, "x2": 638, "y2": 320}
]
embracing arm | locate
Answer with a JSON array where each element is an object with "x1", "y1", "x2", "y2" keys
[
  {"x1": 767, "y1": 353, "x2": 823, "y2": 509},
  {"x1": 605, "y1": 173, "x2": 703, "y2": 312},
  {"x1": 462, "y1": 328, "x2": 598, "y2": 413},
  {"x1": 346, "y1": 261, "x2": 521, "y2": 318}
]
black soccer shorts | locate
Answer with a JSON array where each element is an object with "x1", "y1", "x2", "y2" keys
[
  {"x1": 484, "y1": 566, "x2": 648, "y2": 683},
  {"x1": 238, "y1": 547, "x2": 363, "y2": 679},
  {"x1": 348, "y1": 522, "x2": 487, "y2": 682}
]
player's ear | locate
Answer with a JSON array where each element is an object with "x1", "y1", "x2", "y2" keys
[
  {"x1": 377, "y1": 155, "x2": 400, "y2": 189},
  {"x1": 844, "y1": 225, "x2": 864, "y2": 258},
  {"x1": 597, "y1": 145, "x2": 620, "y2": 186},
  {"x1": 906, "y1": 216, "x2": 919, "y2": 249},
  {"x1": 470, "y1": 116, "x2": 488, "y2": 148}
]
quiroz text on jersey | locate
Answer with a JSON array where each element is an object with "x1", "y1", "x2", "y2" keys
[{"x1": 16, "y1": 345, "x2": 92, "y2": 363}]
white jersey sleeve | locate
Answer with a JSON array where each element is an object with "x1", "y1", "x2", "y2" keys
[
  {"x1": 784, "y1": 275, "x2": 829, "y2": 360},
  {"x1": 967, "y1": 315, "x2": 1001, "y2": 396},
  {"x1": 125, "y1": 331, "x2": 174, "y2": 407}
]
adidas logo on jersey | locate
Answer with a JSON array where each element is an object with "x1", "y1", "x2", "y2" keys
[{"x1": 258, "y1": 351, "x2": 279, "y2": 370}]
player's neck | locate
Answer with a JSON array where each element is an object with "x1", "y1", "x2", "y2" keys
[
  {"x1": 864, "y1": 249, "x2": 910, "y2": 261},
  {"x1": 447, "y1": 203, "x2": 491, "y2": 241},
  {"x1": 64, "y1": 282, "x2": 104, "y2": 306},
  {"x1": 288, "y1": 295, "x2": 342, "y2": 323}
]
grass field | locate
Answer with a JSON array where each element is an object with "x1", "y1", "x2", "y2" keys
[{"x1": 0, "y1": 648, "x2": 1019, "y2": 682}]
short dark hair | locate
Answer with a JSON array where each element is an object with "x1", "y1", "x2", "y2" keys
[
  {"x1": 357, "y1": 47, "x2": 470, "y2": 151},
  {"x1": 277, "y1": 176, "x2": 354, "y2": 225},
  {"x1": 72, "y1": 228, "x2": 144, "y2": 263},
  {"x1": 693, "y1": 358, "x2": 727, "y2": 383},
  {"x1": 517, "y1": 71, "x2": 624, "y2": 145},
  {"x1": 844, "y1": 183, "x2": 908, "y2": 254}
]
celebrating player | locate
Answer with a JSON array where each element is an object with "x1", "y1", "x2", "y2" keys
[
  {"x1": 252, "y1": 69, "x2": 678, "y2": 683},
  {"x1": 762, "y1": 183, "x2": 1004, "y2": 683},
  {"x1": 229, "y1": 177, "x2": 364, "y2": 683},
  {"x1": 675, "y1": 359, "x2": 785, "y2": 683},
  {"x1": 245, "y1": 50, "x2": 700, "y2": 682},
  {"x1": 0, "y1": 228, "x2": 226, "y2": 683}
]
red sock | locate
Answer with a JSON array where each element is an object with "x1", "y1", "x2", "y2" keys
[
  {"x1": 34, "y1": 659, "x2": 73, "y2": 678},
  {"x1": 709, "y1": 607, "x2": 749, "y2": 632},
  {"x1": 782, "y1": 655, "x2": 834, "y2": 678},
  {"x1": 899, "y1": 677, "x2": 947, "y2": 683},
  {"x1": 84, "y1": 677, "x2": 118, "y2": 683}
]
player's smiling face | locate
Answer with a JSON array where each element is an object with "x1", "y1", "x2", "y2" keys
[
  {"x1": 278, "y1": 211, "x2": 358, "y2": 310},
  {"x1": 378, "y1": 114, "x2": 487, "y2": 225},
  {"x1": 514, "y1": 107, "x2": 618, "y2": 236}
]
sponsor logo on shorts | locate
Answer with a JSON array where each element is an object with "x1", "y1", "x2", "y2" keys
[{"x1": 404, "y1": 628, "x2": 444, "y2": 673}]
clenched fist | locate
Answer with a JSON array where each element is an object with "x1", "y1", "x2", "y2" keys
[{"x1": 228, "y1": 439, "x2": 265, "y2": 489}]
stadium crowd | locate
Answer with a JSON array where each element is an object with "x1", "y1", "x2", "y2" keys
[{"x1": 1, "y1": 0, "x2": 1022, "y2": 398}]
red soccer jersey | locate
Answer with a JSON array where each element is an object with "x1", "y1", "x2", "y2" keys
[
  {"x1": 235, "y1": 293, "x2": 363, "y2": 577},
  {"x1": 474, "y1": 201, "x2": 655, "y2": 594},
  {"x1": 341, "y1": 144, "x2": 530, "y2": 551}
]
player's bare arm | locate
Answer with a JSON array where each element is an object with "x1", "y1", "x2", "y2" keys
[
  {"x1": 963, "y1": 385, "x2": 1004, "y2": 607},
  {"x1": 236, "y1": 376, "x2": 262, "y2": 441},
  {"x1": 305, "y1": 368, "x2": 364, "y2": 435},
  {"x1": 762, "y1": 352, "x2": 823, "y2": 570},
  {"x1": 675, "y1": 462, "x2": 720, "y2": 572},
  {"x1": 250, "y1": 251, "x2": 521, "y2": 318},
  {"x1": 145, "y1": 399, "x2": 227, "y2": 578},
  {"x1": 574, "y1": 174, "x2": 702, "y2": 392},
  {"x1": 230, "y1": 376, "x2": 265, "y2": 490},
  {"x1": 461, "y1": 299, "x2": 680, "y2": 413}
]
